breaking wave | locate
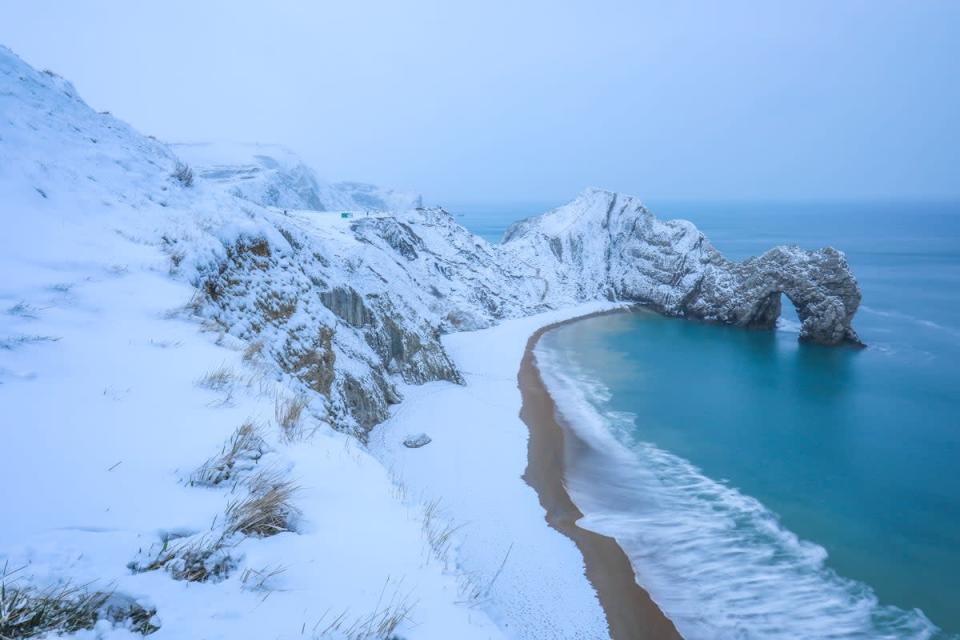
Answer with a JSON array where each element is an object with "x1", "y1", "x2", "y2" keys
[{"x1": 534, "y1": 343, "x2": 943, "y2": 640}]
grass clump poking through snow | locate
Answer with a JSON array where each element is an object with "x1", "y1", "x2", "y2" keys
[
  {"x1": 275, "y1": 393, "x2": 308, "y2": 441},
  {"x1": 242, "y1": 339, "x2": 265, "y2": 364},
  {"x1": 312, "y1": 579, "x2": 415, "y2": 640},
  {"x1": 189, "y1": 421, "x2": 267, "y2": 487},
  {"x1": 420, "y1": 499, "x2": 466, "y2": 570},
  {"x1": 225, "y1": 472, "x2": 300, "y2": 537},
  {"x1": 196, "y1": 364, "x2": 236, "y2": 391},
  {"x1": 239, "y1": 565, "x2": 286, "y2": 592},
  {"x1": 196, "y1": 364, "x2": 238, "y2": 405},
  {"x1": 0, "y1": 566, "x2": 159, "y2": 637},
  {"x1": 129, "y1": 534, "x2": 237, "y2": 584},
  {"x1": 171, "y1": 161, "x2": 193, "y2": 187}
]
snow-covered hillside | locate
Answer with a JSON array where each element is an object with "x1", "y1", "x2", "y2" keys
[
  {"x1": 1, "y1": 41, "x2": 626, "y2": 640},
  {"x1": 0, "y1": 45, "x2": 517, "y2": 640}
]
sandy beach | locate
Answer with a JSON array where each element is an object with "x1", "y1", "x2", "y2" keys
[
  {"x1": 519, "y1": 316, "x2": 682, "y2": 640},
  {"x1": 367, "y1": 303, "x2": 681, "y2": 638}
]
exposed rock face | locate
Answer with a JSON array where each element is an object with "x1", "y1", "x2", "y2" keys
[
  {"x1": 320, "y1": 286, "x2": 371, "y2": 327},
  {"x1": 191, "y1": 225, "x2": 466, "y2": 438},
  {"x1": 691, "y1": 246, "x2": 863, "y2": 345},
  {"x1": 503, "y1": 188, "x2": 863, "y2": 346}
]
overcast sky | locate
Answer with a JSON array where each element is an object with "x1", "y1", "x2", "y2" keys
[{"x1": 2, "y1": 0, "x2": 958, "y2": 204}]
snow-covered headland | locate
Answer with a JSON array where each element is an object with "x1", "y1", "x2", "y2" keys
[{"x1": 1, "y1": 43, "x2": 862, "y2": 639}]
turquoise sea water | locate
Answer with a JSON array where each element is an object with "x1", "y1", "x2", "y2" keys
[{"x1": 455, "y1": 200, "x2": 960, "y2": 639}]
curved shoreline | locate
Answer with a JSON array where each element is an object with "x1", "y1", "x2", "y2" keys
[{"x1": 519, "y1": 313, "x2": 682, "y2": 640}]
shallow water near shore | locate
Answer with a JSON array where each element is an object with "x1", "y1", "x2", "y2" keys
[{"x1": 460, "y1": 200, "x2": 960, "y2": 638}]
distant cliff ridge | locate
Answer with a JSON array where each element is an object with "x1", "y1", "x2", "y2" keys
[{"x1": 171, "y1": 142, "x2": 423, "y2": 213}]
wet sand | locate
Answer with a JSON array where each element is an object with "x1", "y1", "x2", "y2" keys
[{"x1": 519, "y1": 314, "x2": 682, "y2": 640}]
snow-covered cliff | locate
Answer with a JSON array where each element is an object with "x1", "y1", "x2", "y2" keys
[{"x1": 504, "y1": 189, "x2": 862, "y2": 345}]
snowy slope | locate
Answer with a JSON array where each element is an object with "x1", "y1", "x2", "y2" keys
[
  {"x1": 172, "y1": 142, "x2": 422, "y2": 212},
  {"x1": 0, "y1": 46, "x2": 508, "y2": 640}
]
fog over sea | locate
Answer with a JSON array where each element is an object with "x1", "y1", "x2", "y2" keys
[{"x1": 457, "y1": 200, "x2": 960, "y2": 639}]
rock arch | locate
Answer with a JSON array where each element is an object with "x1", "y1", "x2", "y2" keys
[{"x1": 722, "y1": 246, "x2": 864, "y2": 346}]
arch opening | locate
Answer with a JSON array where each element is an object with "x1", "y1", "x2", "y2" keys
[{"x1": 744, "y1": 291, "x2": 803, "y2": 332}]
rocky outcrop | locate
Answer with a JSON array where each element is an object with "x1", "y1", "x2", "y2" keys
[
  {"x1": 403, "y1": 433, "x2": 432, "y2": 448},
  {"x1": 503, "y1": 189, "x2": 863, "y2": 346},
  {"x1": 320, "y1": 286, "x2": 371, "y2": 327},
  {"x1": 190, "y1": 228, "x2": 464, "y2": 438},
  {"x1": 689, "y1": 246, "x2": 863, "y2": 345}
]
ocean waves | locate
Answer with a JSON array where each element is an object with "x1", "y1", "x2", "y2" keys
[{"x1": 534, "y1": 343, "x2": 944, "y2": 640}]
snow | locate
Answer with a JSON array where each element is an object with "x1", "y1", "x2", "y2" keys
[
  {"x1": 0, "y1": 44, "x2": 618, "y2": 640},
  {"x1": 371, "y1": 302, "x2": 624, "y2": 640},
  {"x1": 0, "y1": 185, "x2": 498, "y2": 639},
  {"x1": 172, "y1": 141, "x2": 423, "y2": 213},
  {"x1": 0, "y1": 223, "x2": 613, "y2": 638}
]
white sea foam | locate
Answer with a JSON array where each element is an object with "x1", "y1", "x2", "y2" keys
[
  {"x1": 861, "y1": 305, "x2": 959, "y2": 338},
  {"x1": 776, "y1": 317, "x2": 802, "y2": 333},
  {"x1": 534, "y1": 343, "x2": 944, "y2": 640}
]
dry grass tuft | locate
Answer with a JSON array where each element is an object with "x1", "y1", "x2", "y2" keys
[
  {"x1": 235, "y1": 237, "x2": 271, "y2": 258},
  {"x1": 240, "y1": 565, "x2": 287, "y2": 592},
  {"x1": 196, "y1": 364, "x2": 238, "y2": 405},
  {"x1": 225, "y1": 472, "x2": 300, "y2": 538},
  {"x1": 129, "y1": 534, "x2": 236, "y2": 584},
  {"x1": 171, "y1": 161, "x2": 194, "y2": 187},
  {"x1": 312, "y1": 579, "x2": 415, "y2": 640},
  {"x1": 274, "y1": 393, "x2": 308, "y2": 440},
  {"x1": 190, "y1": 421, "x2": 267, "y2": 487},
  {"x1": 0, "y1": 565, "x2": 158, "y2": 637},
  {"x1": 7, "y1": 301, "x2": 40, "y2": 319},
  {"x1": 167, "y1": 249, "x2": 186, "y2": 274},
  {"x1": 196, "y1": 364, "x2": 236, "y2": 392},
  {"x1": 421, "y1": 499, "x2": 463, "y2": 568},
  {"x1": 242, "y1": 340, "x2": 265, "y2": 364},
  {"x1": 387, "y1": 468, "x2": 408, "y2": 503}
]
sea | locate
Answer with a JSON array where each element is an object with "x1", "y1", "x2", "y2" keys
[{"x1": 452, "y1": 200, "x2": 960, "y2": 639}]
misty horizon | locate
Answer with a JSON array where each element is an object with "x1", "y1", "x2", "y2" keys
[{"x1": 3, "y1": 0, "x2": 958, "y2": 204}]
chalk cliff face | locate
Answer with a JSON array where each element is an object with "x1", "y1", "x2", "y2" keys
[
  {"x1": 189, "y1": 207, "x2": 544, "y2": 436},
  {"x1": 503, "y1": 188, "x2": 863, "y2": 346}
]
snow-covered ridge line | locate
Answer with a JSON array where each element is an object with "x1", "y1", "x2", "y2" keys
[{"x1": 171, "y1": 142, "x2": 423, "y2": 213}]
